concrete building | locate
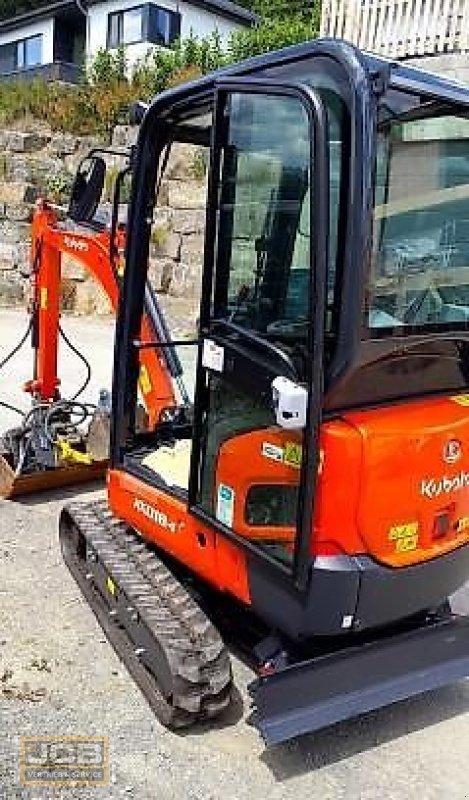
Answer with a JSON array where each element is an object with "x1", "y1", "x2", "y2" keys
[{"x1": 0, "y1": 0, "x2": 257, "y2": 81}]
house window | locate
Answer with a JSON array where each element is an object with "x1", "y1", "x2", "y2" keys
[
  {"x1": 0, "y1": 34, "x2": 42, "y2": 74},
  {"x1": 107, "y1": 4, "x2": 180, "y2": 49},
  {"x1": 17, "y1": 35, "x2": 43, "y2": 69}
]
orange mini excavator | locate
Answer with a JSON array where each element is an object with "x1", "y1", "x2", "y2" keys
[
  {"x1": 0, "y1": 146, "x2": 187, "y2": 498},
  {"x1": 60, "y1": 39, "x2": 469, "y2": 743}
]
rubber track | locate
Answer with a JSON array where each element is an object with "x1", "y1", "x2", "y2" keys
[{"x1": 60, "y1": 499, "x2": 232, "y2": 728}]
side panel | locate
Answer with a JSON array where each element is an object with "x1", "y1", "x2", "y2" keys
[
  {"x1": 107, "y1": 469, "x2": 250, "y2": 605},
  {"x1": 347, "y1": 395, "x2": 469, "y2": 567}
]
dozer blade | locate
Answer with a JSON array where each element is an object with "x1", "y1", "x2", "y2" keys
[
  {"x1": 249, "y1": 615, "x2": 469, "y2": 745},
  {"x1": 0, "y1": 453, "x2": 107, "y2": 500}
]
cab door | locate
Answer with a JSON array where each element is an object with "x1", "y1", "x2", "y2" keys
[{"x1": 188, "y1": 80, "x2": 329, "y2": 584}]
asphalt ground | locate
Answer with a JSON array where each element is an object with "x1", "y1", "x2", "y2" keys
[{"x1": 2, "y1": 309, "x2": 469, "y2": 799}]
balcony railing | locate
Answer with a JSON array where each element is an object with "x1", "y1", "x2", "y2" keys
[
  {"x1": 320, "y1": 0, "x2": 469, "y2": 58},
  {"x1": 0, "y1": 61, "x2": 82, "y2": 84}
]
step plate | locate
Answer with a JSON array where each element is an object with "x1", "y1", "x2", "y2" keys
[{"x1": 250, "y1": 616, "x2": 469, "y2": 744}]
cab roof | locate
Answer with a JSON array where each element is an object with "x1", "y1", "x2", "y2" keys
[{"x1": 151, "y1": 37, "x2": 469, "y2": 115}]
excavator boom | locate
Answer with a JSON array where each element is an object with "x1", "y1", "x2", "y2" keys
[{"x1": 0, "y1": 151, "x2": 184, "y2": 498}]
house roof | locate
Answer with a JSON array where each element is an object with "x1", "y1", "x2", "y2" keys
[{"x1": 0, "y1": 0, "x2": 258, "y2": 33}]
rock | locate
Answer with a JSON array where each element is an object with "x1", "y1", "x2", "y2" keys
[
  {"x1": 74, "y1": 279, "x2": 113, "y2": 315},
  {"x1": 179, "y1": 235, "x2": 204, "y2": 269},
  {"x1": 169, "y1": 262, "x2": 200, "y2": 298},
  {"x1": 171, "y1": 209, "x2": 206, "y2": 235},
  {"x1": 148, "y1": 259, "x2": 175, "y2": 294},
  {"x1": 49, "y1": 133, "x2": 78, "y2": 157},
  {"x1": 4, "y1": 154, "x2": 30, "y2": 182},
  {"x1": 161, "y1": 261, "x2": 174, "y2": 293},
  {"x1": 64, "y1": 152, "x2": 84, "y2": 175},
  {"x1": 0, "y1": 220, "x2": 31, "y2": 244},
  {"x1": 0, "y1": 182, "x2": 37, "y2": 205},
  {"x1": 6, "y1": 155, "x2": 68, "y2": 188},
  {"x1": 168, "y1": 180, "x2": 206, "y2": 210},
  {"x1": 151, "y1": 231, "x2": 181, "y2": 260},
  {"x1": 166, "y1": 144, "x2": 199, "y2": 181},
  {"x1": 4, "y1": 205, "x2": 34, "y2": 223},
  {"x1": 62, "y1": 254, "x2": 87, "y2": 282},
  {"x1": 0, "y1": 238, "x2": 30, "y2": 272},
  {"x1": 61, "y1": 278, "x2": 77, "y2": 311},
  {"x1": 0, "y1": 243, "x2": 19, "y2": 270},
  {"x1": 155, "y1": 179, "x2": 169, "y2": 207},
  {"x1": 6, "y1": 131, "x2": 49, "y2": 153},
  {"x1": 0, "y1": 275, "x2": 24, "y2": 305},
  {"x1": 112, "y1": 125, "x2": 138, "y2": 148},
  {"x1": 74, "y1": 281, "x2": 96, "y2": 315},
  {"x1": 148, "y1": 259, "x2": 163, "y2": 292},
  {"x1": 0, "y1": 219, "x2": 31, "y2": 245},
  {"x1": 153, "y1": 207, "x2": 173, "y2": 229}
]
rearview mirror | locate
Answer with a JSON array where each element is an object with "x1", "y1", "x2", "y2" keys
[{"x1": 68, "y1": 155, "x2": 106, "y2": 224}]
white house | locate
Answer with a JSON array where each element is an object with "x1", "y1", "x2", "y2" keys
[{"x1": 0, "y1": 0, "x2": 257, "y2": 81}]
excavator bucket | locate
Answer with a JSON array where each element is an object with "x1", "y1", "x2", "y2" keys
[
  {"x1": 0, "y1": 453, "x2": 107, "y2": 500},
  {"x1": 249, "y1": 615, "x2": 469, "y2": 745}
]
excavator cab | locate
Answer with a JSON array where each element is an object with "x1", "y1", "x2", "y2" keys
[{"x1": 61, "y1": 40, "x2": 469, "y2": 744}]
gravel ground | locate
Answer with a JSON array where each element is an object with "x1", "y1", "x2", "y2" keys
[{"x1": 3, "y1": 310, "x2": 469, "y2": 799}]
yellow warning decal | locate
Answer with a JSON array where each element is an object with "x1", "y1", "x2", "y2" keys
[
  {"x1": 106, "y1": 576, "x2": 117, "y2": 596},
  {"x1": 284, "y1": 442, "x2": 303, "y2": 469},
  {"x1": 395, "y1": 534, "x2": 419, "y2": 553},
  {"x1": 457, "y1": 516, "x2": 469, "y2": 533},
  {"x1": 388, "y1": 522, "x2": 419, "y2": 540},
  {"x1": 40, "y1": 287, "x2": 48, "y2": 310},
  {"x1": 452, "y1": 394, "x2": 469, "y2": 407},
  {"x1": 139, "y1": 365, "x2": 152, "y2": 396},
  {"x1": 389, "y1": 522, "x2": 419, "y2": 553}
]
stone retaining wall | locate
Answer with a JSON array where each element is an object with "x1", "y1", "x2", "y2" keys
[{"x1": 0, "y1": 123, "x2": 207, "y2": 313}]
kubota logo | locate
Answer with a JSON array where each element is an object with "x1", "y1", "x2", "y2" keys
[
  {"x1": 64, "y1": 235, "x2": 89, "y2": 253},
  {"x1": 133, "y1": 497, "x2": 178, "y2": 533},
  {"x1": 421, "y1": 471, "x2": 469, "y2": 499},
  {"x1": 443, "y1": 439, "x2": 462, "y2": 464}
]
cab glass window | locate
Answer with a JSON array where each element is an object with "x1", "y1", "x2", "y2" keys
[{"x1": 368, "y1": 92, "x2": 469, "y2": 334}]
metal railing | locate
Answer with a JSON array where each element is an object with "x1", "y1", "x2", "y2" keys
[
  {"x1": 0, "y1": 61, "x2": 82, "y2": 84},
  {"x1": 320, "y1": 0, "x2": 469, "y2": 57}
]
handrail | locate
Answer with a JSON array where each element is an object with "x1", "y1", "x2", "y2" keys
[{"x1": 320, "y1": 0, "x2": 469, "y2": 58}]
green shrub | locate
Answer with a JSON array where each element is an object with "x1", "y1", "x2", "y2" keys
[
  {"x1": 45, "y1": 171, "x2": 73, "y2": 203},
  {"x1": 190, "y1": 148, "x2": 208, "y2": 181},
  {"x1": 0, "y1": 3, "x2": 320, "y2": 138},
  {"x1": 103, "y1": 165, "x2": 132, "y2": 203},
  {"x1": 87, "y1": 46, "x2": 128, "y2": 87}
]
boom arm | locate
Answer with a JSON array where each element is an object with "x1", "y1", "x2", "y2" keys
[{"x1": 26, "y1": 201, "x2": 178, "y2": 426}]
